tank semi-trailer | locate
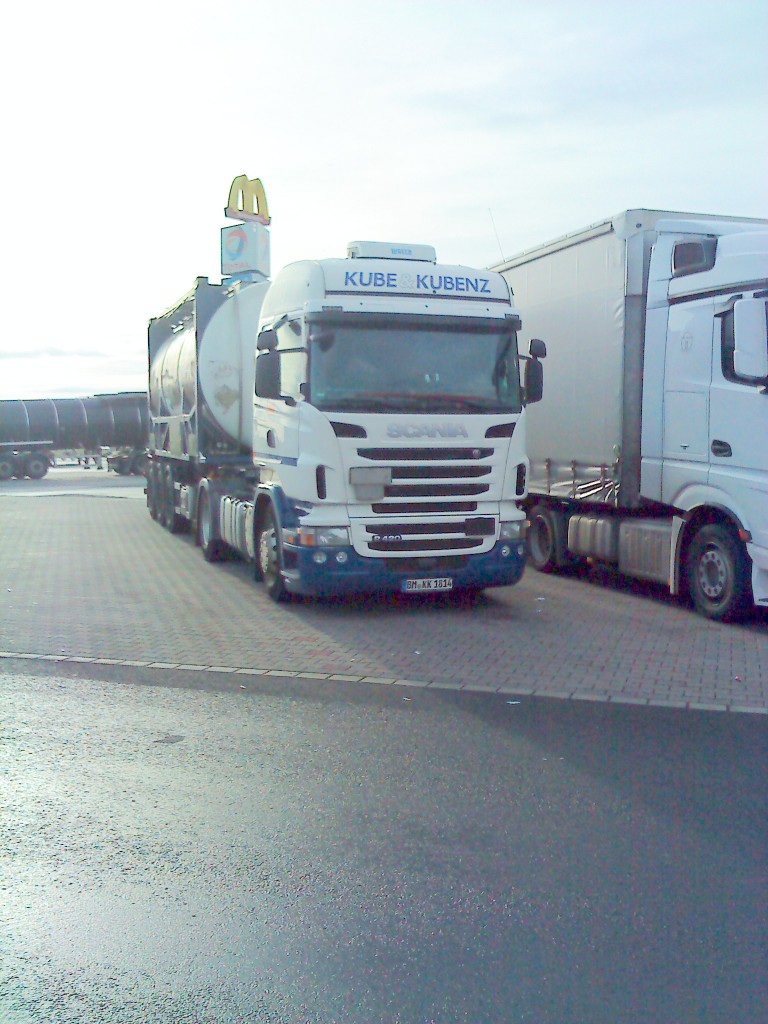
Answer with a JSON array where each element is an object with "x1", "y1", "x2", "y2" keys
[
  {"x1": 146, "y1": 178, "x2": 545, "y2": 601},
  {"x1": 0, "y1": 392, "x2": 149, "y2": 480},
  {"x1": 492, "y1": 209, "x2": 768, "y2": 621}
]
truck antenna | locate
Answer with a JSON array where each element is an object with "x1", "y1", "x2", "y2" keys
[{"x1": 488, "y1": 209, "x2": 506, "y2": 263}]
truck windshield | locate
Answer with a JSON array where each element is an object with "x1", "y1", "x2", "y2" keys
[{"x1": 308, "y1": 314, "x2": 521, "y2": 413}]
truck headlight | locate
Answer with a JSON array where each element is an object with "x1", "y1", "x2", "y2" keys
[
  {"x1": 287, "y1": 526, "x2": 351, "y2": 547},
  {"x1": 499, "y1": 521, "x2": 525, "y2": 541}
]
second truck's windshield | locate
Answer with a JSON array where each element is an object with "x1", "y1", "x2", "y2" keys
[{"x1": 309, "y1": 315, "x2": 521, "y2": 413}]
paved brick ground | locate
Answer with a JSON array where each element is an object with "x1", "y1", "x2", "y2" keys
[{"x1": 1, "y1": 484, "x2": 767, "y2": 712}]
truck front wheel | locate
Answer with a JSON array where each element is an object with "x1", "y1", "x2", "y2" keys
[
  {"x1": 162, "y1": 465, "x2": 184, "y2": 534},
  {"x1": 257, "y1": 508, "x2": 287, "y2": 602},
  {"x1": 527, "y1": 504, "x2": 564, "y2": 573},
  {"x1": 0, "y1": 457, "x2": 14, "y2": 481},
  {"x1": 686, "y1": 522, "x2": 751, "y2": 622}
]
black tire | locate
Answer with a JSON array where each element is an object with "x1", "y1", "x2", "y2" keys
[
  {"x1": 147, "y1": 463, "x2": 160, "y2": 520},
  {"x1": 162, "y1": 465, "x2": 184, "y2": 533},
  {"x1": 256, "y1": 507, "x2": 288, "y2": 602},
  {"x1": 24, "y1": 455, "x2": 49, "y2": 480},
  {"x1": 686, "y1": 522, "x2": 751, "y2": 623},
  {"x1": 197, "y1": 488, "x2": 225, "y2": 562},
  {"x1": 0, "y1": 457, "x2": 14, "y2": 481},
  {"x1": 159, "y1": 466, "x2": 172, "y2": 528},
  {"x1": 527, "y1": 504, "x2": 563, "y2": 573}
]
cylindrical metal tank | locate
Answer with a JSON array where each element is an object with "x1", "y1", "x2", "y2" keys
[
  {"x1": 198, "y1": 281, "x2": 269, "y2": 449},
  {"x1": 148, "y1": 279, "x2": 269, "y2": 454},
  {"x1": 149, "y1": 327, "x2": 196, "y2": 418},
  {"x1": 0, "y1": 393, "x2": 148, "y2": 449}
]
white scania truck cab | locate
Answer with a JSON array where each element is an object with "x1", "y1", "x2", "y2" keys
[
  {"x1": 147, "y1": 177, "x2": 543, "y2": 603},
  {"x1": 248, "y1": 241, "x2": 542, "y2": 599}
]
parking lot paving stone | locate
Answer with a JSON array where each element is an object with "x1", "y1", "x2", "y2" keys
[{"x1": 1, "y1": 492, "x2": 767, "y2": 712}]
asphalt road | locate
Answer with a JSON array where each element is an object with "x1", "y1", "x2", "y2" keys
[
  {"x1": 1, "y1": 469, "x2": 767, "y2": 1023},
  {"x1": 2, "y1": 662, "x2": 766, "y2": 1024}
]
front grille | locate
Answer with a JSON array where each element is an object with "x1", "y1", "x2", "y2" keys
[
  {"x1": 384, "y1": 483, "x2": 489, "y2": 498},
  {"x1": 360, "y1": 516, "x2": 495, "y2": 555},
  {"x1": 392, "y1": 465, "x2": 491, "y2": 480},
  {"x1": 352, "y1": 440, "x2": 501, "y2": 555},
  {"x1": 365, "y1": 522, "x2": 473, "y2": 535},
  {"x1": 371, "y1": 501, "x2": 478, "y2": 514},
  {"x1": 368, "y1": 537, "x2": 483, "y2": 552},
  {"x1": 358, "y1": 447, "x2": 493, "y2": 462}
]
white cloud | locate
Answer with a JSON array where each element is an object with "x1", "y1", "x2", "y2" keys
[{"x1": 0, "y1": 0, "x2": 765, "y2": 397}]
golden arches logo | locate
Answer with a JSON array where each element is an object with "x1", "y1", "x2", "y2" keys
[{"x1": 225, "y1": 175, "x2": 270, "y2": 225}]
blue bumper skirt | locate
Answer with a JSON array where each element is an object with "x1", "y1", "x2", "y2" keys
[{"x1": 282, "y1": 542, "x2": 527, "y2": 598}]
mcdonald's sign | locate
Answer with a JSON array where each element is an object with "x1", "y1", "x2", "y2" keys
[{"x1": 225, "y1": 175, "x2": 271, "y2": 225}]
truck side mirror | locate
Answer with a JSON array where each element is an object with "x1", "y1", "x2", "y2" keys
[
  {"x1": 522, "y1": 338, "x2": 545, "y2": 404},
  {"x1": 255, "y1": 350, "x2": 280, "y2": 398},
  {"x1": 529, "y1": 338, "x2": 547, "y2": 359},
  {"x1": 733, "y1": 298, "x2": 768, "y2": 382},
  {"x1": 524, "y1": 356, "x2": 544, "y2": 404},
  {"x1": 257, "y1": 329, "x2": 277, "y2": 351}
]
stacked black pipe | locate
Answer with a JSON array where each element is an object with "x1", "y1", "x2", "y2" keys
[{"x1": 0, "y1": 393, "x2": 149, "y2": 450}]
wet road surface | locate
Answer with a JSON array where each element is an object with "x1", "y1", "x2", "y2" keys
[{"x1": 2, "y1": 662, "x2": 766, "y2": 1024}]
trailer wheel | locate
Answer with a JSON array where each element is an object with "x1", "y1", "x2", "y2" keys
[
  {"x1": 24, "y1": 454, "x2": 49, "y2": 480},
  {"x1": 147, "y1": 463, "x2": 159, "y2": 520},
  {"x1": 197, "y1": 488, "x2": 225, "y2": 562},
  {"x1": 162, "y1": 465, "x2": 184, "y2": 534},
  {"x1": 686, "y1": 522, "x2": 751, "y2": 622},
  {"x1": 0, "y1": 457, "x2": 14, "y2": 481},
  {"x1": 527, "y1": 504, "x2": 563, "y2": 573},
  {"x1": 257, "y1": 507, "x2": 288, "y2": 602}
]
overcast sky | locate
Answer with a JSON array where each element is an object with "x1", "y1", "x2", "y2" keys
[{"x1": 0, "y1": 0, "x2": 765, "y2": 399}]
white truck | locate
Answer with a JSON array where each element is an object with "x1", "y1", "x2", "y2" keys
[
  {"x1": 493, "y1": 209, "x2": 768, "y2": 621},
  {"x1": 147, "y1": 179, "x2": 544, "y2": 601}
]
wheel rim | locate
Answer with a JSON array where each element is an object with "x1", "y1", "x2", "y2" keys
[
  {"x1": 697, "y1": 545, "x2": 729, "y2": 600},
  {"x1": 164, "y1": 468, "x2": 174, "y2": 527},
  {"x1": 200, "y1": 494, "x2": 211, "y2": 547}
]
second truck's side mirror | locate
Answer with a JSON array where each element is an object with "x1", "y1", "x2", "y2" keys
[
  {"x1": 255, "y1": 350, "x2": 280, "y2": 398},
  {"x1": 524, "y1": 338, "x2": 546, "y2": 404}
]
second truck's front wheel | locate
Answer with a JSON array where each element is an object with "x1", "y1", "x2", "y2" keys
[
  {"x1": 527, "y1": 504, "x2": 563, "y2": 573},
  {"x1": 257, "y1": 508, "x2": 288, "y2": 602},
  {"x1": 686, "y1": 522, "x2": 751, "y2": 622}
]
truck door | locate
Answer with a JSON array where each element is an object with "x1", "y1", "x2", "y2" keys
[
  {"x1": 253, "y1": 320, "x2": 304, "y2": 468},
  {"x1": 661, "y1": 297, "x2": 713, "y2": 504},
  {"x1": 709, "y1": 294, "x2": 768, "y2": 551}
]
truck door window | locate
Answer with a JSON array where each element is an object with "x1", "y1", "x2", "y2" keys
[
  {"x1": 672, "y1": 238, "x2": 717, "y2": 278},
  {"x1": 720, "y1": 296, "x2": 768, "y2": 386},
  {"x1": 275, "y1": 321, "x2": 307, "y2": 401}
]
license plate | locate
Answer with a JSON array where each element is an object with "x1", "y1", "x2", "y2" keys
[{"x1": 402, "y1": 577, "x2": 454, "y2": 593}]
